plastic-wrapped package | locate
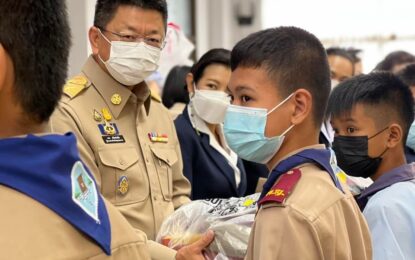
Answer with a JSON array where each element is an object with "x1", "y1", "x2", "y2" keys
[{"x1": 156, "y1": 193, "x2": 260, "y2": 259}]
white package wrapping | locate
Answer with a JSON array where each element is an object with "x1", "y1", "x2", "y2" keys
[{"x1": 156, "y1": 193, "x2": 260, "y2": 259}]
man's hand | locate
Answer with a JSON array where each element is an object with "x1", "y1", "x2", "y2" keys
[{"x1": 175, "y1": 230, "x2": 215, "y2": 260}]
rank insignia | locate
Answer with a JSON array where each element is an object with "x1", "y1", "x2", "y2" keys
[
  {"x1": 93, "y1": 109, "x2": 102, "y2": 122},
  {"x1": 111, "y1": 94, "x2": 122, "y2": 105},
  {"x1": 117, "y1": 176, "x2": 129, "y2": 195},
  {"x1": 63, "y1": 75, "x2": 90, "y2": 99},
  {"x1": 258, "y1": 168, "x2": 302, "y2": 206},
  {"x1": 101, "y1": 108, "x2": 112, "y2": 121},
  {"x1": 71, "y1": 161, "x2": 99, "y2": 222},
  {"x1": 148, "y1": 132, "x2": 168, "y2": 143}
]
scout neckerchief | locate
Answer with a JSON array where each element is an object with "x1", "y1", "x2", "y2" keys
[
  {"x1": 259, "y1": 148, "x2": 344, "y2": 202},
  {"x1": 0, "y1": 133, "x2": 111, "y2": 255}
]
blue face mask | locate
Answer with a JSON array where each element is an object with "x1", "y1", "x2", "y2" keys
[
  {"x1": 224, "y1": 94, "x2": 295, "y2": 164},
  {"x1": 406, "y1": 121, "x2": 415, "y2": 151}
]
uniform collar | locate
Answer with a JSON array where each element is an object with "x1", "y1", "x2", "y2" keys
[
  {"x1": 82, "y1": 55, "x2": 152, "y2": 118},
  {"x1": 357, "y1": 163, "x2": 415, "y2": 210},
  {"x1": 269, "y1": 144, "x2": 325, "y2": 170}
]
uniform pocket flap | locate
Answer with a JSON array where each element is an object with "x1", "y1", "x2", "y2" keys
[
  {"x1": 98, "y1": 147, "x2": 139, "y2": 171},
  {"x1": 150, "y1": 147, "x2": 178, "y2": 166}
]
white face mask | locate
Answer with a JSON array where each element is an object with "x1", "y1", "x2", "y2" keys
[
  {"x1": 190, "y1": 84, "x2": 231, "y2": 124},
  {"x1": 99, "y1": 31, "x2": 161, "y2": 86}
]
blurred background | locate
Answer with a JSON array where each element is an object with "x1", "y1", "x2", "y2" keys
[{"x1": 67, "y1": 0, "x2": 415, "y2": 79}]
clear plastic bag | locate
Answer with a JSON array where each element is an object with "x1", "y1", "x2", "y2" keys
[{"x1": 156, "y1": 193, "x2": 260, "y2": 259}]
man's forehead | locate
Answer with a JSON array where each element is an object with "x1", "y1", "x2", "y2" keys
[{"x1": 108, "y1": 5, "x2": 165, "y2": 34}]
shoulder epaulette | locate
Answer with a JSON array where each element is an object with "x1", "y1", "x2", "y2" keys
[
  {"x1": 150, "y1": 90, "x2": 162, "y2": 103},
  {"x1": 63, "y1": 75, "x2": 90, "y2": 99},
  {"x1": 259, "y1": 168, "x2": 302, "y2": 206}
]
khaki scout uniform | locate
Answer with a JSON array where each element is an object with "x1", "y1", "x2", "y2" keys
[
  {"x1": 0, "y1": 185, "x2": 150, "y2": 259},
  {"x1": 49, "y1": 56, "x2": 191, "y2": 240},
  {"x1": 245, "y1": 145, "x2": 372, "y2": 260}
]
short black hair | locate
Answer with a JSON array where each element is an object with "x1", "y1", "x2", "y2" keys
[
  {"x1": 231, "y1": 26, "x2": 331, "y2": 127},
  {"x1": 327, "y1": 47, "x2": 355, "y2": 64},
  {"x1": 94, "y1": 0, "x2": 168, "y2": 30},
  {"x1": 374, "y1": 51, "x2": 415, "y2": 72},
  {"x1": 162, "y1": 65, "x2": 191, "y2": 108},
  {"x1": 327, "y1": 72, "x2": 414, "y2": 144},
  {"x1": 0, "y1": 0, "x2": 71, "y2": 123},
  {"x1": 190, "y1": 48, "x2": 231, "y2": 83},
  {"x1": 346, "y1": 47, "x2": 362, "y2": 63},
  {"x1": 397, "y1": 63, "x2": 415, "y2": 87}
]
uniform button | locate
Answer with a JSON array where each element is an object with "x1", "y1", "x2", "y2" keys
[
  {"x1": 153, "y1": 196, "x2": 157, "y2": 201},
  {"x1": 119, "y1": 159, "x2": 125, "y2": 165},
  {"x1": 146, "y1": 158, "x2": 149, "y2": 163}
]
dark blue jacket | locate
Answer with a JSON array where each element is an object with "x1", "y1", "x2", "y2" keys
[
  {"x1": 405, "y1": 146, "x2": 415, "y2": 163},
  {"x1": 174, "y1": 106, "x2": 247, "y2": 199}
]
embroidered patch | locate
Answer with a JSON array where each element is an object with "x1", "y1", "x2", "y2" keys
[
  {"x1": 98, "y1": 123, "x2": 119, "y2": 136},
  {"x1": 117, "y1": 176, "x2": 129, "y2": 195},
  {"x1": 259, "y1": 168, "x2": 302, "y2": 206},
  {"x1": 71, "y1": 161, "x2": 99, "y2": 223}
]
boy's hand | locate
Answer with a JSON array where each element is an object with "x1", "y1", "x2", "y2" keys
[{"x1": 175, "y1": 230, "x2": 215, "y2": 260}]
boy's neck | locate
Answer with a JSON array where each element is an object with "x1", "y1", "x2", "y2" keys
[
  {"x1": 371, "y1": 146, "x2": 406, "y2": 181},
  {"x1": 266, "y1": 125, "x2": 319, "y2": 171}
]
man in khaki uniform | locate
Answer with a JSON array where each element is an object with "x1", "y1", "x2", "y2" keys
[
  {"x1": 224, "y1": 26, "x2": 372, "y2": 259},
  {"x1": 0, "y1": 1, "x2": 214, "y2": 259},
  {"x1": 49, "y1": 0, "x2": 191, "y2": 240}
]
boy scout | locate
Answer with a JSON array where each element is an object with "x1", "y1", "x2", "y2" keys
[
  {"x1": 49, "y1": 0, "x2": 191, "y2": 240},
  {"x1": 0, "y1": 1, "x2": 212, "y2": 259},
  {"x1": 0, "y1": 1, "x2": 150, "y2": 258},
  {"x1": 329, "y1": 73, "x2": 415, "y2": 259},
  {"x1": 224, "y1": 27, "x2": 372, "y2": 259}
]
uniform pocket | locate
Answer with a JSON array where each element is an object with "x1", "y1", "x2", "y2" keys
[
  {"x1": 150, "y1": 147, "x2": 178, "y2": 201},
  {"x1": 98, "y1": 146, "x2": 149, "y2": 205}
]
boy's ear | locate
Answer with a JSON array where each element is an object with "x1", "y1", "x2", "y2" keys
[
  {"x1": 290, "y1": 89, "x2": 312, "y2": 125},
  {"x1": 386, "y1": 123, "x2": 403, "y2": 149},
  {"x1": 0, "y1": 44, "x2": 10, "y2": 92}
]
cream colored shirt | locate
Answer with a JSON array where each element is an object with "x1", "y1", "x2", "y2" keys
[
  {"x1": 245, "y1": 146, "x2": 372, "y2": 260},
  {"x1": 49, "y1": 56, "x2": 191, "y2": 241}
]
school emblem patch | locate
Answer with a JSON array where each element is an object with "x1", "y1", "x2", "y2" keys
[{"x1": 71, "y1": 161, "x2": 99, "y2": 223}]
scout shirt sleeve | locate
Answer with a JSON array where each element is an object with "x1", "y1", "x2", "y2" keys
[
  {"x1": 170, "y1": 119, "x2": 191, "y2": 209},
  {"x1": 246, "y1": 204, "x2": 323, "y2": 260},
  {"x1": 49, "y1": 102, "x2": 102, "y2": 188},
  {"x1": 363, "y1": 198, "x2": 408, "y2": 260}
]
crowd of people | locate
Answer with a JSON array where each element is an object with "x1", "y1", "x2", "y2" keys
[{"x1": 1, "y1": 0, "x2": 414, "y2": 259}]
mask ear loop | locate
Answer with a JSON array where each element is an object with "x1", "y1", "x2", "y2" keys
[
  {"x1": 369, "y1": 126, "x2": 390, "y2": 158},
  {"x1": 97, "y1": 28, "x2": 112, "y2": 64},
  {"x1": 97, "y1": 28, "x2": 112, "y2": 45},
  {"x1": 281, "y1": 124, "x2": 295, "y2": 136},
  {"x1": 368, "y1": 126, "x2": 389, "y2": 139},
  {"x1": 267, "y1": 93, "x2": 295, "y2": 115}
]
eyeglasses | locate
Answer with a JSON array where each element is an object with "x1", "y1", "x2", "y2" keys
[{"x1": 98, "y1": 27, "x2": 166, "y2": 49}]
